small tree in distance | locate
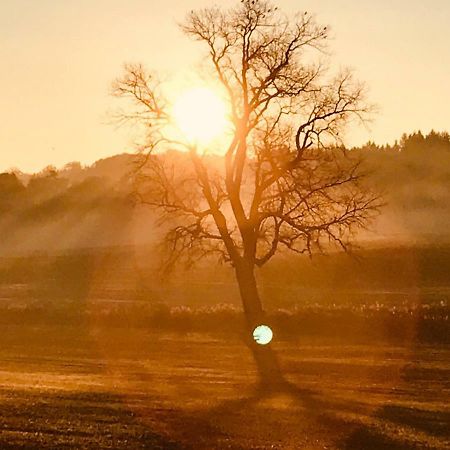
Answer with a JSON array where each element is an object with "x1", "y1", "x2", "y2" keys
[{"x1": 112, "y1": 0, "x2": 379, "y2": 387}]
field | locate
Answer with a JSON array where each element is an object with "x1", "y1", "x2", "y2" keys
[
  {"x1": 0, "y1": 246, "x2": 449, "y2": 448},
  {"x1": 1, "y1": 325, "x2": 448, "y2": 449}
]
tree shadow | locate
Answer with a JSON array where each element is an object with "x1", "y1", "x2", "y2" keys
[
  {"x1": 189, "y1": 381, "x2": 359, "y2": 448},
  {"x1": 345, "y1": 402, "x2": 450, "y2": 450},
  {"x1": 189, "y1": 378, "x2": 447, "y2": 449},
  {"x1": 343, "y1": 356, "x2": 450, "y2": 450}
]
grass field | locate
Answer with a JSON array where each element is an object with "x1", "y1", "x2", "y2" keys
[
  {"x1": 0, "y1": 325, "x2": 448, "y2": 449},
  {"x1": 0, "y1": 245, "x2": 448, "y2": 448}
]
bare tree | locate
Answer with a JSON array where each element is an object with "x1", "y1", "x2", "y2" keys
[{"x1": 112, "y1": 0, "x2": 379, "y2": 387}]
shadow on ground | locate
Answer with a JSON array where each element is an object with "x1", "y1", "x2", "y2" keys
[
  {"x1": 190, "y1": 379, "x2": 450, "y2": 449},
  {"x1": 0, "y1": 389, "x2": 181, "y2": 449}
]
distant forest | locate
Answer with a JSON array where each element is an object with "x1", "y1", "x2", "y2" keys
[{"x1": 1, "y1": 131, "x2": 449, "y2": 255}]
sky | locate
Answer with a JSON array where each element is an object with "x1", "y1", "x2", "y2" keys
[{"x1": 1, "y1": 0, "x2": 449, "y2": 172}]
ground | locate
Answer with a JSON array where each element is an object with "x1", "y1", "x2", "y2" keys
[{"x1": 0, "y1": 325, "x2": 448, "y2": 449}]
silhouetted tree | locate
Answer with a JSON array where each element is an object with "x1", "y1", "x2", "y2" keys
[
  {"x1": 0, "y1": 172, "x2": 25, "y2": 213},
  {"x1": 0, "y1": 172, "x2": 24, "y2": 195},
  {"x1": 27, "y1": 168, "x2": 68, "y2": 204},
  {"x1": 112, "y1": 0, "x2": 379, "y2": 387}
]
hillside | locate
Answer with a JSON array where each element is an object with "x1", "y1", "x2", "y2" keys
[{"x1": 1, "y1": 131, "x2": 450, "y2": 255}]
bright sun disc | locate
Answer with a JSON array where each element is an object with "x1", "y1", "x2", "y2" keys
[
  {"x1": 172, "y1": 87, "x2": 228, "y2": 144},
  {"x1": 253, "y1": 325, "x2": 273, "y2": 345}
]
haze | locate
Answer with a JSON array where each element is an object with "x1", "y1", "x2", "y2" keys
[{"x1": 1, "y1": 0, "x2": 449, "y2": 172}]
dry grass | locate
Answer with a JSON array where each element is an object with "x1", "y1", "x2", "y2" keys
[{"x1": 0, "y1": 325, "x2": 448, "y2": 449}]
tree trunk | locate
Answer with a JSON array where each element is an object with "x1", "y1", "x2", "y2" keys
[{"x1": 234, "y1": 259, "x2": 286, "y2": 389}]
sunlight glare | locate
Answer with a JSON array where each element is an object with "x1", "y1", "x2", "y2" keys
[{"x1": 172, "y1": 87, "x2": 229, "y2": 145}]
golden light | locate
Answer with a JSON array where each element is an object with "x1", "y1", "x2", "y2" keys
[
  {"x1": 253, "y1": 325, "x2": 273, "y2": 345},
  {"x1": 172, "y1": 87, "x2": 229, "y2": 145}
]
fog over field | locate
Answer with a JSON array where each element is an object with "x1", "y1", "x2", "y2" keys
[
  {"x1": 2, "y1": 131, "x2": 450, "y2": 256},
  {"x1": 1, "y1": 0, "x2": 449, "y2": 448}
]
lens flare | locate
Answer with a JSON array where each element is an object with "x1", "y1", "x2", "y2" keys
[{"x1": 253, "y1": 325, "x2": 273, "y2": 345}]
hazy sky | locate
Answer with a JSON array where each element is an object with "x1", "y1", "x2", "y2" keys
[{"x1": 1, "y1": 0, "x2": 449, "y2": 172}]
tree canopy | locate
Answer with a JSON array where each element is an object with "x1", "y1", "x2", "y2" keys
[{"x1": 113, "y1": 0, "x2": 379, "y2": 272}]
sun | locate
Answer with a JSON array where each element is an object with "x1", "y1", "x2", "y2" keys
[{"x1": 172, "y1": 87, "x2": 229, "y2": 145}]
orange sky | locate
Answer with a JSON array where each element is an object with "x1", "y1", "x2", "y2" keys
[{"x1": 1, "y1": 0, "x2": 449, "y2": 172}]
